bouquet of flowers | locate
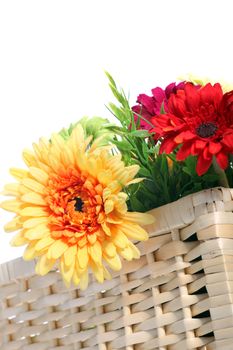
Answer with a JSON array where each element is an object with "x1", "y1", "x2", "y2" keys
[{"x1": 2, "y1": 73, "x2": 233, "y2": 289}]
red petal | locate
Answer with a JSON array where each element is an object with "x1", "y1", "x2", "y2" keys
[
  {"x1": 168, "y1": 91, "x2": 186, "y2": 117},
  {"x1": 174, "y1": 130, "x2": 195, "y2": 143},
  {"x1": 215, "y1": 152, "x2": 228, "y2": 170},
  {"x1": 160, "y1": 137, "x2": 177, "y2": 154},
  {"x1": 176, "y1": 143, "x2": 192, "y2": 161},
  {"x1": 151, "y1": 87, "x2": 165, "y2": 102},
  {"x1": 208, "y1": 142, "x2": 222, "y2": 155},
  {"x1": 203, "y1": 146, "x2": 211, "y2": 160},
  {"x1": 136, "y1": 94, "x2": 155, "y2": 115},
  {"x1": 222, "y1": 133, "x2": 233, "y2": 150},
  {"x1": 185, "y1": 83, "x2": 201, "y2": 111},
  {"x1": 196, "y1": 153, "x2": 212, "y2": 175},
  {"x1": 193, "y1": 139, "x2": 207, "y2": 150},
  {"x1": 200, "y1": 83, "x2": 223, "y2": 108}
]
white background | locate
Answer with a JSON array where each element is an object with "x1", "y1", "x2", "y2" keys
[{"x1": 0, "y1": 0, "x2": 233, "y2": 264}]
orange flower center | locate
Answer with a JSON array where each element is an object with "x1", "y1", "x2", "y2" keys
[{"x1": 45, "y1": 168, "x2": 104, "y2": 245}]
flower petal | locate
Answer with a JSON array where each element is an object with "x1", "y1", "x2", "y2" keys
[
  {"x1": 77, "y1": 245, "x2": 89, "y2": 269},
  {"x1": 0, "y1": 200, "x2": 22, "y2": 213},
  {"x1": 121, "y1": 223, "x2": 148, "y2": 241},
  {"x1": 64, "y1": 245, "x2": 77, "y2": 266},
  {"x1": 103, "y1": 254, "x2": 122, "y2": 271},
  {"x1": 196, "y1": 153, "x2": 212, "y2": 176},
  {"x1": 122, "y1": 212, "x2": 154, "y2": 225},
  {"x1": 29, "y1": 167, "x2": 49, "y2": 185},
  {"x1": 88, "y1": 241, "x2": 102, "y2": 264},
  {"x1": 216, "y1": 152, "x2": 228, "y2": 170},
  {"x1": 35, "y1": 255, "x2": 56, "y2": 275},
  {"x1": 47, "y1": 240, "x2": 68, "y2": 259}
]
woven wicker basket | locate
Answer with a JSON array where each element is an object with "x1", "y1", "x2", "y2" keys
[{"x1": 1, "y1": 187, "x2": 233, "y2": 350}]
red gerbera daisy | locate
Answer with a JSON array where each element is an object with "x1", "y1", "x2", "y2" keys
[{"x1": 151, "y1": 82, "x2": 233, "y2": 175}]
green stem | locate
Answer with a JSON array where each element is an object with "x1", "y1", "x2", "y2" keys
[{"x1": 213, "y1": 157, "x2": 230, "y2": 188}]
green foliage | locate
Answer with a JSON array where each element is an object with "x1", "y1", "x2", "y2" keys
[{"x1": 105, "y1": 72, "x2": 222, "y2": 212}]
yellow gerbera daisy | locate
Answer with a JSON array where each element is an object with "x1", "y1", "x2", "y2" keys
[{"x1": 1, "y1": 125, "x2": 153, "y2": 289}]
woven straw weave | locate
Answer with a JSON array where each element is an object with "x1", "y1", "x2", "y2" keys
[{"x1": 1, "y1": 187, "x2": 233, "y2": 350}]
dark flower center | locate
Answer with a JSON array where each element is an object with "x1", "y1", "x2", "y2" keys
[
  {"x1": 74, "y1": 197, "x2": 84, "y2": 212},
  {"x1": 196, "y1": 122, "x2": 218, "y2": 138}
]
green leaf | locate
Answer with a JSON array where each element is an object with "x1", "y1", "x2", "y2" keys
[
  {"x1": 130, "y1": 130, "x2": 150, "y2": 138},
  {"x1": 139, "y1": 167, "x2": 151, "y2": 177},
  {"x1": 129, "y1": 196, "x2": 146, "y2": 211},
  {"x1": 113, "y1": 140, "x2": 132, "y2": 151},
  {"x1": 160, "y1": 101, "x2": 165, "y2": 114},
  {"x1": 202, "y1": 174, "x2": 219, "y2": 182},
  {"x1": 105, "y1": 71, "x2": 117, "y2": 89}
]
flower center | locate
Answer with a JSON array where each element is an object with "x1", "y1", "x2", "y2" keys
[
  {"x1": 47, "y1": 171, "x2": 104, "y2": 245},
  {"x1": 196, "y1": 122, "x2": 218, "y2": 138},
  {"x1": 74, "y1": 197, "x2": 84, "y2": 212}
]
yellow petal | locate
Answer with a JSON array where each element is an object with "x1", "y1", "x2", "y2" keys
[
  {"x1": 47, "y1": 240, "x2": 68, "y2": 259},
  {"x1": 77, "y1": 236, "x2": 87, "y2": 247},
  {"x1": 104, "y1": 200, "x2": 114, "y2": 214},
  {"x1": 79, "y1": 271, "x2": 89, "y2": 290},
  {"x1": 125, "y1": 178, "x2": 145, "y2": 186},
  {"x1": 90, "y1": 261, "x2": 104, "y2": 283},
  {"x1": 123, "y1": 212, "x2": 155, "y2": 225},
  {"x1": 19, "y1": 184, "x2": 31, "y2": 195},
  {"x1": 88, "y1": 241, "x2": 102, "y2": 264},
  {"x1": 22, "y1": 178, "x2": 45, "y2": 194},
  {"x1": 10, "y1": 231, "x2": 28, "y2": 246},
  {"x1": 87, "y1": 233, "x2": 97, "y2": 245},
  {"x1": 20, "y1": 206, "x2": 47, "y2": 217},
  {"x1": 35, "y1": 236, "x2": 55, "y2": 251},
  {"x1": 23, "y1": 217, "x2": 49, "y2": 228},
  {"x1": 10, "y1": 168, "x2": 28, "y2": 180},
  {"x1": 86, "y1": 157, "x2": 99, "y2": 177},
  {"x1": 114, "y1": 197, "x2": 127, "y2": 213},
  {"x1": 119, "y1": 246, "x2": 133, "y2": 261},
  {"x1": 23, "y1": 149, "x2": 37, "y2": 167},
  {"x1": 112, "y1": 230, "x2": 129, "y2": 249},
  {"x1": 24, "y1": 224, "x2": 49, "y2": 240},
  {"x1": 1, "y1": 199, "x2": 22, "y2": 213},
  {"x1": 32, "y1": 142, "x2": 45, "y2": 161},
  {"x1": 29, "y1": 167, "x2": 49, "y2": 185},
  {"x1": 60, "y1": 257, "x2": 75, "y2": 287},
  {"x1": 52, "y1": 131, "x2": 65, "y2": 145},
  {"x1": 101, "y1": 222, "x2": 111, "y2": 236},
  {"x1": 64, "y1": 245, "x2": 77, "y2": 266},
  {"x1": 121, "y1": 223, "x2": 148, "y2": 241},
  {"x1": 21, "y1": 192, "x2": 47, "y2": 206},
  {"x1": 106, "y1": 214, "x2": 122, "y2": 224},
  {"x1": 125, "y1": 165, "x2": 140, "y2": 179},
  {"x1": 97, "y1": 170, "x2": 113, "y2": 186},
  {"x1": 103, "y1": 265, "x2": 112, "y2": 280},
  {"x1": 3, "y1": 183, "x2": 20, "y2": 196},
  {"x1": 23, "y1": 242, "x2": 38, "y2": 260},
  {"x1": 48, "y1": 154, "x2": 62, "y2": 172},
  {"x1": 35, "y1": 255, "x2": 56, "y2": 275},
  {"x1": 61, "y1": 146, "x2": 75, "y2": 166},
  {"x1": 77, "y1": 245, "x2": 89, "y2": 269},
  {"x1": 107, "y1": 180, "x2": 122, "y2": 193},
  {"x1": 4, "y1": 216, "x2": 22, "y2": 232},
  {"x1": 103, "y1": 253, "x2": 122, "y2": 271},
  {"x1": 103, "y1": 188, "x2": 111, "y2": 201},
  {"x1": 128, "y1": 241, "x2": 140, "y2": 259},
  {"x1": 73, "y1": 269, "x2": 80, "y2": 286},
  {"x1": 103, "y1": 241, "x2": 116, "y2": 258}
]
